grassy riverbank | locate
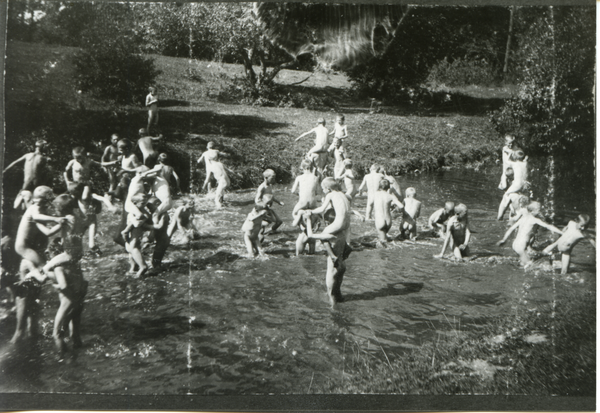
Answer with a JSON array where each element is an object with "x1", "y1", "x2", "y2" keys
[
  {"x1": 317, "y1": 289, "x2": 595, "y2": 396},
  {"x1": 5, "y1": 40, "x2": 502, "y2": 195}
]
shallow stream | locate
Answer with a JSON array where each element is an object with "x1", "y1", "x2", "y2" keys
[{"x1": 0, "y1": 167, "x2": 595, "y2": 394}]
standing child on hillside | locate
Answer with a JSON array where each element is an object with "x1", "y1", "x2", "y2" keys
[
  {"x1": 497, "y1": 201, "x2": 562, "y2": 268},
  {"x1": 435, "y1": 203, "x2": 471, "y2": 261},
  {"x1": 400, "y1": 187, "x2": 421, "y2": 240},
  {"x1": 255, "y1": 169, "x2": 284, "y2": 234},
  {"x1": 146, "y1": 86, "x2": 159, "y2": 132},
  {"x1": 358, "y1": 164, "x2": 384, "y2": 220},
  {"x1": 543, "y1": 214, "x2": 596, "y2": 274},
  {"x1": 373, "y1": 179, "x2": 405, "y2": 245}
]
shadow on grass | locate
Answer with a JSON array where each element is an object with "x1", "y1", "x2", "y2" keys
[{"x1": 344, "y1": 282, "x2": 424, "y2": 302}]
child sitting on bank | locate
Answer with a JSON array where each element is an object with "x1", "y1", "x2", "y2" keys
[
  {"x1": 157, "y1": 153, "x2": 181, "y2": 196},
  {"x1": 400, "y1": 187, "x2": 422, "y2": 240},
  {"x1": 543, "y1": 214, "x2": 596, "y2": 274},
  {"x1": 497, "y1": 201, "x2": 563, "y2": 268},
  {"x1": 255, "y1": 169, "x2": 284, "y2": 234},
  {"x1": 242, "y1": 202, "x2": 269, "y2": 258},
  {"x1": 435, "y1": 203, "x2": 471, "y2": 261},
  {"x1": 373, "y1": 179, "x2": 405, "y2": 245},
  {"x1": 358, "y1": 163, "x2": 384, "y2": 220},
  {"x1": 428, "y1": 201, "x2": 455, "y2": 237}
]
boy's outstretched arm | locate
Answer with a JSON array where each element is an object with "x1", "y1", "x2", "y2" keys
[
  {"x1": 3, "y1": 155, "x2": 27, "y2": 172},
  {"x1": 295, "y1": 128, "x2": 315, "y2": 142},
  {"x1": 435, "y1": 229, "x2": 452, "y2": 258},
  {"x1": 497, "y1": 222, "x2": 519, "y2": 246},
  {"x1": 461, "y1": 228, "x2": 471, "y2": 249},
  {"x1": 35, "y1": 221, "x2": 64, "y2": 238},
  {"x1": 534, "y1": 219, "x2": 563, "y2": 236}
]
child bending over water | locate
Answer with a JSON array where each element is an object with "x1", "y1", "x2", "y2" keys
[
  {"x1": 436, "y1": 203, "x2": 471, "y2": 261},
  {"x1": 497, "y1": 201, "x2": 562, "y2": 268},
  {"x1": 543, "y1": 214, "x2": 596, "y2": 274},
  {"x1": 428, "y1": 201, "x2": 455, "y2": 237}
]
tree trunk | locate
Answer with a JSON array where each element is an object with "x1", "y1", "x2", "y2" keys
[{"x1": 502, "y1": 6, "x2": 514, "y2": 76}]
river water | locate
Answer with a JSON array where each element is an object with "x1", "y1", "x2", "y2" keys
[{"x1": 0, "y1": 166, "x2": 595, "y2": 394}]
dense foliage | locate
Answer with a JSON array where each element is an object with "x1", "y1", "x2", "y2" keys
[{"x1": 344, "y1": 6, "x2": 511, "y2": 102}]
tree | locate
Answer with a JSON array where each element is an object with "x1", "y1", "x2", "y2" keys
[
  {"x1": 72, "y1": 3, "x2": 160, "y2": 104},
  {"x1": 491, "y1": 6, "x2": 595, "y2": 218}
]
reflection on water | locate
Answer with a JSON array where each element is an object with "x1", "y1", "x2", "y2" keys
[{"x1": 0, "y1": 167, "x2": 595, "y2": 394}]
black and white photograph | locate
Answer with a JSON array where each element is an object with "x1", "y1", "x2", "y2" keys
[{"x1": 0, "y1": 1, "x2": 595, "y2": 410}]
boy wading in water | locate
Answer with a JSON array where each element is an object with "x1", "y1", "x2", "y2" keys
[
  {"x1": 373, "y1": 179, "x2": 405, "y2": 246},
  {"x1": 301, "y1": 178, "x2": 352, "y2": 308},
  {"x1": 543, "y1": 214, "x2": 596, "y2": 274},
  {"x1": 295, "y1": 118, "x2": 331, "y2": 174},
  {"x1": 497, "y1": 201, "x2": 562, "y2": 268}
]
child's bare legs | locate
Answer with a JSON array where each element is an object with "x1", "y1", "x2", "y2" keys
[
  {"x1": 214, "y1": 178, "x2": 228, "y2": 208},
  {"x1": 152, "y1": 226, "x2": 172, "y2": 268},
  {"x1": 513, "y1": 239, "x2": 531, "y2": 267},
  {"x1": 365, "y1": 198, "x2": 374, "y2": 220},
  {"x1": 14, "y1": 247, "x2": 45, "y2": 281},
  {"x1": 53, "y1": 291, "x2": 72, "y2": 355},
  {"x1": 244, "y1": 233, "x2": 258, "y2": 257},
  {"x1": 326, "y1": 258, "x2": 345, "y2": 308},
  {"x1": 268, "y1": 210, "x2": 283, "y2": 233},
  {"x1": 560, "y1": 253, "x2": 571, "y2": 274},
  {"x1": 11, "y1": 260, "x2": 40, "y2": 343},
  {"x1": 497, "y1": 194, "x2": 511, "y2": 220},
  {"x1": 88, "y1": 221, "x2": 97, "y2": 249},
  {"x1": 126, "y1": 238, "x2": 147, "y2": 277}
]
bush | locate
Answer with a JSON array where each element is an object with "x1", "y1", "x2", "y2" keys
[
  {"x1": 73, "y1": 38, "x2": 160, "y2": 104},
  {"x1": 427, "y1": 57, "x2": 500, "y2": 87}
]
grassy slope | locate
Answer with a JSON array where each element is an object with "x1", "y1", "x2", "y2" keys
[{"x1": 4, "y1": 40, "x2": 501, "y2": 193}]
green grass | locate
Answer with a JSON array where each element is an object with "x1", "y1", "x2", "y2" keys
[{"x1": 5, "y1": 40, "x2": 501, "y2": 193}]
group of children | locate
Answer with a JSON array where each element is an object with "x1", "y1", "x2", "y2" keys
[
  {"x1": 1, "y1": 125, "x2": 193, "y2": 356},
  {"x1": 1, "y1": 114, "x2": 595, "y2": 353}
]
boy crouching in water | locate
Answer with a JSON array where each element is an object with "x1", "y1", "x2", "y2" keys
[
  {"x1": 436, "y1": 203, "x2": 471, "y2": 261},
  {"x1": 301, "y1": 178, "x2": 352, "y2": 308},
  {"x1": 543, "y1": 214, "x2": 596, "y2": 274},
  {"x1": 242, "y1": 202, "x2": 269, "y2": 258}
]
